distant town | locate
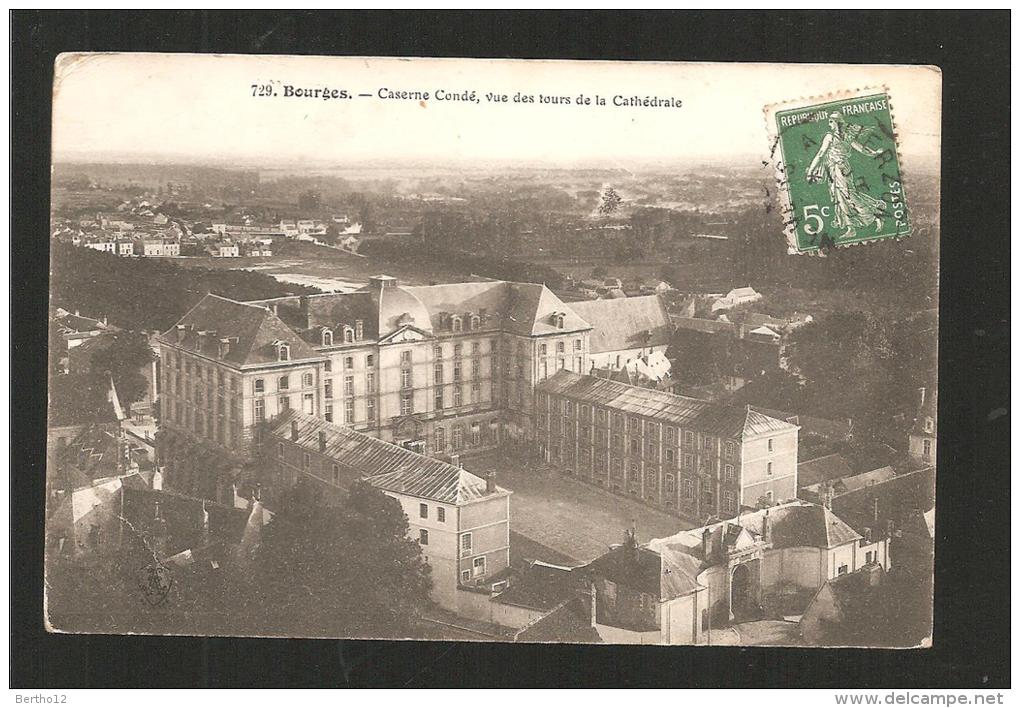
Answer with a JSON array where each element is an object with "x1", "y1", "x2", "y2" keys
[{"x1": 46, "y1": 161, "x2": 937, "y2": 646}]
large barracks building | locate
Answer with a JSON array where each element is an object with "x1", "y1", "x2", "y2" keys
[
  {"x1": 157, "y1": 277, "x2": 798, "y2": 519},
  {"x1": 157, "y1": 275, "x2": 592, "y2": 460},
  {"x1": 534, "y1": 371, "x2": 799, "y2": 521}
]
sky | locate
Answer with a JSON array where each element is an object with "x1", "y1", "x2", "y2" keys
[{"x1": 52, "y1": 53, "x2": 942, "y2": 169}]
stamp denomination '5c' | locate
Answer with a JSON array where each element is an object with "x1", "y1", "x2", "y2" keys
[{"x1": 766, "y1": 88, "x2": 910, "y2": 254}]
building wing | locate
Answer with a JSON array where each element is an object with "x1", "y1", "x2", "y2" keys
[{"x1": 567, "y1": 295, "x2": 671, "y2": 354}]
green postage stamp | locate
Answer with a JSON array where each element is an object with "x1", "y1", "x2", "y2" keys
[{"x1": 765, "y1": 88, "x2": 911, "y2": 254}]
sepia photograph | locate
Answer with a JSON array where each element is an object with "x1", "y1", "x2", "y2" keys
[{"x1": 39, "y1": 53, "x2": 946, "y2": 650}]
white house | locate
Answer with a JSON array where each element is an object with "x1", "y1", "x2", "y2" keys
[{"x1": 712, "y1": 287, "x2": 763, "y2": 313}]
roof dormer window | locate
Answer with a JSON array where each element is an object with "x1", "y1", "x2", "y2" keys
[
  {"x1": 924, "y1": 417, "x2": 934, "y2": 434},
  {"x1": 343, "y1": 326, "x2": 355, "y2": 344},
  {"x1": 277, "y1": 341, "x2": 291, "y2": 361},
  {"x1": 322, "y1": 329, "x2": 333, "y2": 347},
  {"x1": 451, "y1": 316, "x2": 463, "y2": 333},
  {"x1": 470, "y1": 315, "x2": 481, "y2": 331},
  {"x1": 553, "y1": 312, "x2": 565, "y2": 329}
]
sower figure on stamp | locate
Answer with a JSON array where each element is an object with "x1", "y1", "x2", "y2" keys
[{"x1": 806, "y1": 112, "x2": 888, "y2": 239}]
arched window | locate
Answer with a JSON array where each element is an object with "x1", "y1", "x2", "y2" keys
[
  {"x1": 470, "y1": 315, "x2": 480, "y2": 331},
  {"x1": 322, "y1": 329, "x2": 333, "y2": 347},
  {"x1": 451, "y1": 316, "x2": 463, "y2": 333},
  {"x1": 556, "y1": 314, "x2": 565, "y2": 329},
  {"x1": 343, "y1": 327, "x2": 354, "y2": 344},
  {"x1": 277, "y1": 342, "x2": 290, "y2": 361}
]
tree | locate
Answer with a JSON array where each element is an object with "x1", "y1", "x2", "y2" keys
[
  {"x1": 777, "y1": 310, "x2": 934, "y2": 444},
  {"x1": 250, "y1": 479, "x2": 432, "y2": 638},
  {"x1": 86, "y1": 331, "x2": 154, "y2": 409},
  {"x1": 48, "y1": 373, "x2": 115, "y2": 426},
  {"x1": 668, "y1": 331, "x2": 727, "y2": 386},
  {"x1": 598, "y1": 186, "x2": 622, "y2": 215},
  {"x1": 297, "y1": 189, "x2": 322, "y2": 211}
]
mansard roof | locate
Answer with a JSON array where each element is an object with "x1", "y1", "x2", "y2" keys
[
  {"x1": 158, "y1": 294, "x2": 323, "y2": 367},
  {"x1": 537, "y1": 371, "x2": 798, "y2": 440}
]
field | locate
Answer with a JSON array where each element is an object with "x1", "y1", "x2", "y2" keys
[{"x1": 176, "y1": 241, "x2": 478, "y2": 292}]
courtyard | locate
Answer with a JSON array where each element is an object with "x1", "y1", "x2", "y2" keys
[{"x1": 463, "y1": 451, "x2": 697, "y2": 565}]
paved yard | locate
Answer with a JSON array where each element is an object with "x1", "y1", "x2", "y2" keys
[{"x1": 464, "y1": 452, "x2": 697, "y2": 565}]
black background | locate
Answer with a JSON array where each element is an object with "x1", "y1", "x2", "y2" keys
[{"x1": 11, "y1": 10, "x2": 1010, "y2": 688}]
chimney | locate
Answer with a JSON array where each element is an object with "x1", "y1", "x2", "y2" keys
[
  {"x1": 762, "y1": 510, "x2": 772, "y2": 544},
  {"x1": 865, "y1": 563, "x2": 883, "y2": 586},
  {"x1": 449, "y1": 453, "x2": 460, "y2": 468},
  {"x1": 318, "y1": 430, "x2": 326, "y2": 452},
  {"x1": 623, "y1": 526, "x2": 638, "y2": 562},
  {"x1": 701, "y1": 527, "x2": 713, "y2": 560},
  {"x1": 290, "y1": 421, "x2": 298, "y2": 441},
  {"x1": 485, "y1": 471, "x2": 496, "y2": 494}
]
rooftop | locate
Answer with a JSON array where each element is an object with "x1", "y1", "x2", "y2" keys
[
  {"x1": 514, "y1": 596, "x2": 602, "y2": 644},
  {"x1": 267, "y1": 410, "x2": 510, "y2": 505},
  {"x1": 538, "y1": 371, "x2": 798, "y2": 440},
  {"x1": 158, "y1": 293, "x2": 324, "y2": 367},
  {"x1": 247, "y1": 276, "x2": 593, "y2": 346},
  {"x1": 567, "y1": 295, "x2": 671, "y2": 353},
  {"x1": 798, "y1": 453, "x2": 856, "y2": 488}
]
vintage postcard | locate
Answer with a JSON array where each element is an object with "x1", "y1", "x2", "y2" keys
[{"x1": 45, "y1": 54, "x2": 940, "y2": 647}]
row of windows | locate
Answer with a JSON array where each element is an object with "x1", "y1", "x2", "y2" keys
[
  {"x1": 324, "y1": 374, "x2": 377, "y2": 399},
  {"x1": 538, "y1": 398, "x2": 776, "y2": 460},
  {"x1": 254, "y1": 373, "x2": 314, "y2": 394},
  {"x1": 565, "y1": 461, "x2": 740, "y2": 514},
  {"x1": 324, "y1": 354, "x2": 374, "y2": 372},
  {"x1": 439, "y1": 314, "x2": 483, "y2": 333},
  {"x1": 253, "y1": 394, "x2": 315, "y2": 422},
  {"x1": 165, "y1": 402, "x2": 240, "y2": 447},
  {"x1": 553, "y1": 436, "x2": 772, "y2": 477},
  {"x1": 319, "y1": 322, "x2": 364, "y2": 347},
  {"x1": 434, "y1": 360, "x2": 483, "y2": 383},
  {"x1": 418, "y1": 503, "x2": 447, "y2": 523},
  {"x1": 434, "y1": 383, "x2": 484, "y2": 410},
  {"x1": 433, "y1": 422, "x2": 494, "y2": 451},
  {"x1": 324, "y1": 397, "x2": 375, "y2": 425},
  {"x1": 166, "y1": 354, "x2": 241, "y2": 392},
  {"x1": 433, "y1": 342, "x2": 484, "y2": 358}
]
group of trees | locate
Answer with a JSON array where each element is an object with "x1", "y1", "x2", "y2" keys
[
  {"x1": 731, "y1": 309, "x2": 936, "y2": 446},
  {"x1": 50, "y1": 243, "x2": 317, "y2": 332},
  {"x1": 46, "y1": 479, "x2": 433, "y2": 639},
  {"x1": 49, "y1": 329, "x2": 155, "y2": 426}
]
